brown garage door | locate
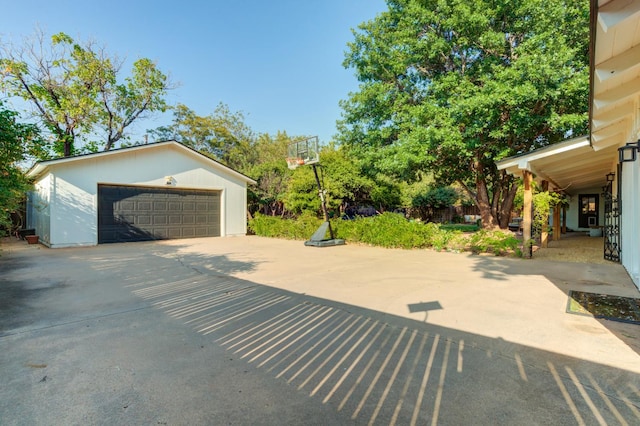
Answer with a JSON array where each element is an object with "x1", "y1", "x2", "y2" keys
[{"x1": 98, "y1": 185, "x2": 221, "y2": 243}]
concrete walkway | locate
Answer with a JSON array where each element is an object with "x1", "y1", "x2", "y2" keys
[{"x1": 1, "y1": 236, "x2": 639, "y2": 425}]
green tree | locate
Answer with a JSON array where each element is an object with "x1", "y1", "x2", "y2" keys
[
  {"x1": 1, "y1": 29, "x2": 170, "y2": 156},
  {"x1": 338, "y1": 0, "x2": 589, "y2": 228},
  {"x1": 284, "y1": 145, "x2": 375, "y2": 216},
  {"x1": 147, "y1": 103, "x2": 255, "y2": 170},
  {"x1": 245, "y1": 132, "x2": 296, "y2": 217},
  {"x1": 412, "y1": 186, "x2": 459, "y2": 221},
  {"x1": 0, "y1": 102, "x2": 46, "y2": 234}
]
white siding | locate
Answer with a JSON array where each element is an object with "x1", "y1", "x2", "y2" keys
[
  {"x1": 50, "y1": 174, "x2": 97, "y2": 247},
  {"x1": 31, "y1": 143, "x2": 250, "y2": 248},
  {"x1": 621, "y1": 159, "x2": 640, "y2": 289},
  {"x1": 27, "y1": 174, "x2": 52, "y2": 245}
]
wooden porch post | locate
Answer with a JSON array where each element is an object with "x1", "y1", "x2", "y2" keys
[
  {"x1": 541, "y1": 180, "x2": 549, "y2": 248},
  {"x1": 523, "y1": 170, "x2": 533, "y2": 259},
  {"x1": 562, "y1": 205, "x2": 567, "y2": 234}
]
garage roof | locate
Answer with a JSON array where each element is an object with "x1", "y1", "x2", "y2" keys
[{"x1": 27, "y1": 140, "x2": 256, "y2": 185}]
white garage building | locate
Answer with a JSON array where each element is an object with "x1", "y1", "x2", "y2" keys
[{"x1": 26, "y1": 140, "x2": 256, "y2": 248}]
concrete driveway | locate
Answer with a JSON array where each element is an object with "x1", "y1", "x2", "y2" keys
[{"x1": 1, "y1": 236, "x2": 639, "y2": 425}]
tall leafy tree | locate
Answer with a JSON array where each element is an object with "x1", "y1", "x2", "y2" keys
[
  {"x1": 245, "y1": 132, "x2": 295, "y2": 217},
  {"x1": 147, "y1": 103, "x2": 255, "y2": 170},
  {"x1": 284, "y1": 145, "x2": 375, "y2": 216},
  {"x1": 0, "y1": 29, "x2": 170, "y2": 156},
  {"x1": 338, "y1": 0, "x2": 589, "y2": 228},
  {"x1": 0, "y1": 101, "x2": 46, "y2": 233}
]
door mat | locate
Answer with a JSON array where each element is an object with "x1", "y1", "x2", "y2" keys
[{"x1": 567, "y1": 291, "x2": 640, "y2": 325}]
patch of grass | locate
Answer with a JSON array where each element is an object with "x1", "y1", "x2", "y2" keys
[{"x1": 440, "y1": 223, "x2": 479, "y2": 232}]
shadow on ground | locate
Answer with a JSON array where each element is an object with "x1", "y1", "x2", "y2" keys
[
  {"x1": 109, "y1": 252, "x2": 640, "y2": 425},
  {"x1": 2, "y1": 239, "x2": 638, "y2": 425}
]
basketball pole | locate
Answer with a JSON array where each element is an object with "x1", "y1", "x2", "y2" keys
[
  {"x1": 288, "y1": 136, "x2": 343, "y2": 246},
  {"x1": 312, "y1": 163, "x2": 335, "y2": 240}
]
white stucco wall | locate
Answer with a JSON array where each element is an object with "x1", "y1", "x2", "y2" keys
[
  {"x1": 27, "y1": 174, "x2": 52, "y2": 246},
  {"x1": 30, "y1": 143, "x2": 250, "y2": 248},
  {"x1": 621, "y1": 160, "x2": 640, "y2": 289},
  {"x1": 565, "y1": 187, "x2": 606, "y2": 232}
]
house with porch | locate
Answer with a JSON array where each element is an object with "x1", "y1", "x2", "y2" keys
[{"x1": 497, "y1": 0, "x2": 640, "y2": 290}]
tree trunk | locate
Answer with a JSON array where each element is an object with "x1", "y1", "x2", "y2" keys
[
  {"x1": 498, "y1": 182, "x2": 518, "y2": 229},
  {"x1": 476, "y1": 177, "x2": 499, "y2": 229}
]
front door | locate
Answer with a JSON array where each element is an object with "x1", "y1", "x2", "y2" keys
[{"x1": 578, "y1": 194, "x2": 599, "y2": 228}]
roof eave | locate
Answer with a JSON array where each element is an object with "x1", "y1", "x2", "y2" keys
[{"x1": 25, "y1": 140, "x2": 257, "y2": 185}]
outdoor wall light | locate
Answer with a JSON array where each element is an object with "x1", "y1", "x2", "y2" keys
[
  {"x1": 618, "y1": 140, "x2": 640, "y2": 163},
  {"x1": 606, "y1": 172, "x2": 615, "y2": 182}
]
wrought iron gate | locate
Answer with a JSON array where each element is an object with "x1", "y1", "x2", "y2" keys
[{"x1": 603, "y1": 192, "x2": 621, "y2": 262}]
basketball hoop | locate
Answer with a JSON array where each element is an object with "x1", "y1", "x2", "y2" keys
[
  {"x1": 285, "y1": 136, "x2": 345, "y2": 247},
  {"x1": 287, "y1": 158, "x2": 308, "y2": 170},
  {"x1": 286, "y1": 136, "x2": 320, "y2": 170},
  {"x1": 286, "y1": 158, "x2": 300, "y2": 170}
]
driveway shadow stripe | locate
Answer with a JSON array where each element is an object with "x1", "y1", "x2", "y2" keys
[{"x1": 129, "y1": 272, "x2": 640, "y2": 425}]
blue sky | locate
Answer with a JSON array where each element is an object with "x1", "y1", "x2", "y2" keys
[{"x1": 1, "y1": 1, "x2": 387, "y2": 146}]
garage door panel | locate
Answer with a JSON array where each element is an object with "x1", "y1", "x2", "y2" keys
[
  {"x1": 153, "y1": 228, "x2": 169, "y2": 239},
  {"x1": 120, "y1": 200, "x2": 135, "y2": 210},
  {"x1": 98, "y1": 185, "x2": 221, "y2": 243},
  {"x1": 195, "y1": 215, "x2": 210, "y2": 224},
  {"x1": 153, "y1": 201, "x2": 167, "y2": 211},
  {"x1": 195, "y1": 227, "x2": 209, "y2": 237},
  {"x1": 167, "y1": 227, "x2": 183, "y2": 238},
  {"x1": 154, "y1": 216, "x2": 168, "y2": 225},
  {"x1": 119, "y1": 213, "x2": 137, "y2": 224},
  {"x1": 136, "y1": 201, "x2": 152, "y2": 210},
  {"x1": 137, "y1": 215, "x2": 152, "y2": 226}
]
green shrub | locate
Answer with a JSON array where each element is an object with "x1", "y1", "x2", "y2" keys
[
  {"x1": 249, "y1": 212, "x2": 322, "y2": 240},
  {"x1": 250, "y1": 212, "x2": 519, "y2": 257},
  {"x1": 334, "y1": 213, "x2": 440, "y2": 249},
  {"x1": 468, "y1": 230, "x2": 519, "y2": 256}
]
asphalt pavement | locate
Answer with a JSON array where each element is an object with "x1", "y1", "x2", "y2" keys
[{"x1": 1, "y1": 236, "x2": 639, "y2": 425}]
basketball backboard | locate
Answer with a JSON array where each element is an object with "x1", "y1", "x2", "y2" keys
[{"x1": 286, "y1": 136, "x2": 320, "y2": 170}]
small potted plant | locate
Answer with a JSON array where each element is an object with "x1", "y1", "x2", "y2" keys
[{"x1": 25, "y1": 235, "x2": 39, "y2": 244}]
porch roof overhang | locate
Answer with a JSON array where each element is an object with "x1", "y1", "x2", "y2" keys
[
  {"x1": 498, "y1": 0, "x2": 640, "y2": 195},
  {"x1": 496, "y1": 136, "x2": 618, "y2": 195},
  {"x1": 591, "y1": 0, "x2": 640, "y2": 152}
]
